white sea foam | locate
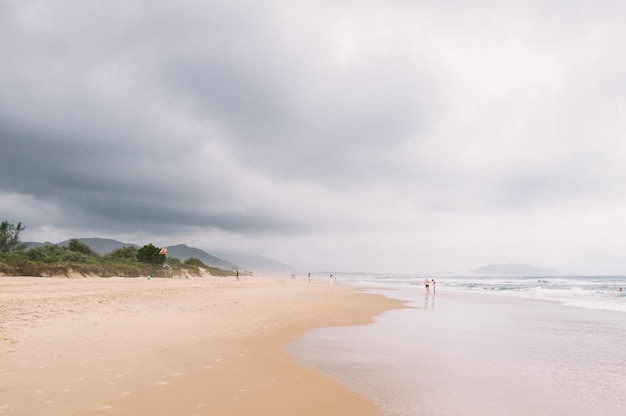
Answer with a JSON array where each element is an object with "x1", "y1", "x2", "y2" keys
[{"x1": 564, "y1": 300, "x2": 626, "y2": 313}]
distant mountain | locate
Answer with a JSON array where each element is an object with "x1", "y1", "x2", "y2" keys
[
  {"x1": 57, "y1": 238, "x2": 138, "y2": 254},
  {"x1": 24, "y1": 241, "x2": 50, "y2": 250},
  {"x1": 24, "y1": 238, "x2": 291, "y2": 273},
  {"x1": 165, "y1": 244, "x2": 235, "y2": 270},
  {"x1": 56, "y1": 239, "x2": 235, "y2": 270},
  {"x1": 473, "y1": 263, "x2": 562, "y2": 276},
  {"x1": 212, "y1": 251, "x2": 295, "y2": 273}
]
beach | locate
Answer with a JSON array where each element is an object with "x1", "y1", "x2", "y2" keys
[
  {"x1": 3, "y1": 275, "x2": 625, "y2": 416},
  {"x1": 0, "y1": 275, "x2": 405, "y2": 416}
]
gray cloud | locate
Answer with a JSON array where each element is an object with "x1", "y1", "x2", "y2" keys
[{"x1": 2, "y1": 0, "x2": 626, "y2": 273}]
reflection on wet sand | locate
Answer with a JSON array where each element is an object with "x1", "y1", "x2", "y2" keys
[{"x1": 423, "y1": 291, "x2": 435, "y2": 311}]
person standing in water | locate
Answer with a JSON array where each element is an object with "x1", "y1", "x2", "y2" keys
[
  {"x1": 424, "y1": 278, "x2": 430, "y2": 292},
  {"x1": 431, "y1": 278, "x2": 436, "y2": 293}
]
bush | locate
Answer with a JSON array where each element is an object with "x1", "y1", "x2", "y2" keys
[
  {"x1": 136, "y1": 244, "x2": 165, "y2": 267},
  {"x1": 67, "y1": 239, "x2": 98, "y2": 256},
  {"x1": 27, "y1": 245, "x2": 67, "y2": 263},
  {"x1": 104, "y1": 246, "x2": 138, "y2": 260},
  {"x1": 183, "y1": 257, "x2": 207, "y2": 268}
]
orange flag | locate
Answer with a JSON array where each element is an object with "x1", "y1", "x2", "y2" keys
[{"x1": 159, "y1": 247, "x2": 167, "y2": 255}]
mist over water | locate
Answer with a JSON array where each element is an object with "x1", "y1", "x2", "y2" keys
[{"x1": 290, "y1": 279, "x2": 626, "y2": 415}]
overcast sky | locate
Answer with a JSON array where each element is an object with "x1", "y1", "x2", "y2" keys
[{"x1": 2, "y1": 0, "x2": 626, "y2": 274}]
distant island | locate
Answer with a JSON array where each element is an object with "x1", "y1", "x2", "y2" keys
[{"x1": 472, "y1": 263, "x2": 562, "y2": 276}]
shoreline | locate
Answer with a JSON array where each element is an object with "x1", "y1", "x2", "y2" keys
[{"x1": 0, "y1": 275, "x2": 406, "y2": 415}]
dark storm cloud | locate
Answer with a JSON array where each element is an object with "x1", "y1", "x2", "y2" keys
[
  {"x1": 0, "y1": 0, "x2": 444, "y2": 235},
  {"x1": 0, "y1": 111, "x2": 300, "y2": 234}
]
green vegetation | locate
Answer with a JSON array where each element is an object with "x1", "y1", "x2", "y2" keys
[
  {"x1": 0, "y1": 220, "x2": 26, "y2": 253},
  {"x1": 183, "y1": 258, "x2": 233, "y2": 277},
  {"x1": 0, "y1": 221, "x2": 236, "y2": 278},
  {"x1": 136, "y1": 243, "x2": 165, "y2": 267}
]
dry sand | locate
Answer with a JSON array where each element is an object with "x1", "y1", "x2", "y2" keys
[{"x1": 0, "y1": 275, "x2": 405, "y2": 415}]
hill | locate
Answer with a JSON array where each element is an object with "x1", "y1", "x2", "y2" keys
[
  {"x1": 57, "y1": 238, "x2": 138, "y2": 254},
  {"x1": 45, "y1": 238, "x2": 236, "y2": 270},
  {"x1": 165, "y1": 244, "x2": 235, "y2": 270},
  {"x1": 212, "y1": 251, "x2": 295, "y2": 273},
  {"x1": 472, "y1": 263, "x2": 562, "y2": 276},
  {"x1": 24, "y1": 238, "x2": 291, "y2": 273}
]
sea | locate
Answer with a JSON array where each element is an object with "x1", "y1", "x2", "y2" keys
[
  {"x1": 333, "y1": 273, "x2": 626, "y2": 313},
  {"x1": 289, "y1": 274, "x2": 626, "y2": 415}
]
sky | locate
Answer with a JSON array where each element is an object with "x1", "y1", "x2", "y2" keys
[{"x1": 2, "y1": 0, "x2": 626, "y2": 275}]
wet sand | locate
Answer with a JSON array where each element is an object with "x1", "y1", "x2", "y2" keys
[
  {"x1": 291, "y1": 289, "x2": 626, "y2": 416},
  {"x1": 0, "y1": 276, "x2": 405, "y2": 416}
]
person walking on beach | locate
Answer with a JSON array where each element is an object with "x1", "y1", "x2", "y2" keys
[
  {"x1": 235, "y1": 270, "x2": 240, "y2": 281},
  {"x1": 424, "y1": 278, "x2": 430, "y2": 292},
  {"x1": 330, "y1": 274, "x2": 334, "y2": 285},
  {"x1": 431, "y1": 278, "x2": 436, "y2": 293},
  {"x1": 308, "y1": 273, "x2": 311, "y2": 284}
]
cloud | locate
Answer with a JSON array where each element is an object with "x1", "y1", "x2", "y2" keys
[{"x1": 2, "y1": 0, "x2": 626, "y2": 273}]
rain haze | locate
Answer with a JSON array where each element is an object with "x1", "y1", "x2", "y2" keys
[{"x1": 2, "y1": 0, "x2": 626, "y2": 274}]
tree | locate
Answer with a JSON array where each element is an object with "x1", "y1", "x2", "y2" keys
[
  {"x1": 0, "y1": 220, "x2": 26, "y2": 253},
  {"x1": 67, "y1": 239, "x2": 97, "y2": 256},
  {"x1": 104, "y1": 246, "x2": 138, "y2": 260},
  {"x1": 136, "y1": 243, "x2": 165, "y2": 267}
]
